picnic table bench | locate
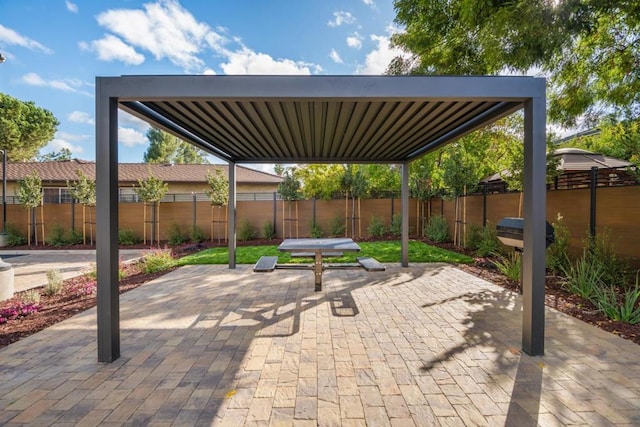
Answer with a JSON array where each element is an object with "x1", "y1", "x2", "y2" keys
[{"x1": 253, "y1": 238, "x2": 385, "y2": 291}]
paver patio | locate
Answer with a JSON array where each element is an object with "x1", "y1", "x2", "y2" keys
[{"x1": 0, "y1": 263, "x2": 638, "y2": 426}]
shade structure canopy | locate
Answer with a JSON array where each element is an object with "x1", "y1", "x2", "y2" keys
[
  {"x1": 106, "y1": 75, "x2": 534, "y2": 164},
  {"x1": 96, "y1": 74, "x2": 548, "y2": 363}
]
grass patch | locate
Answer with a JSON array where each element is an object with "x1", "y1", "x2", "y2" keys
[{"x1": 176, "y1": 240, "x2": 473, "y2": 266}]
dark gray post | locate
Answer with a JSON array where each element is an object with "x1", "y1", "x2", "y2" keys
[
  {"x1": 482, "y1": 182, "x2": 487, "y2": 227},
  {"x1": 522, "y1": 85, "x2": 547, "y2": 356},
  {"x1": 273, "y1": 191, "x2": 277, "y2": 237},
  {"x1": 96, "y1": 84, "x2": 120, "y2": 362},
  {"x1": 590, "y1": 166, "x2": 598, "y2": 239},
  {"x1": 401, "y1": 162, "x2": 409, "y2": 267},
  {"x1": 228, "y1": 162, "x2": 237, "y2": 268},
  {"x1": 192, "y1": 192, "x2": 197, "y2": 235},
  {"x1": 71, "y1": 197, "x2": 75, "y2": 232}
]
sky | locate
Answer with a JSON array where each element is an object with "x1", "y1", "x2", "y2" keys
[{"x1": 0, "y1": 0, "x2": 404, "y2": 171}]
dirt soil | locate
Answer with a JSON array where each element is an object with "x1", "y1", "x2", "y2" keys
[{"x1": 1, "y1": 239, "x2": 638, "y2": 348}]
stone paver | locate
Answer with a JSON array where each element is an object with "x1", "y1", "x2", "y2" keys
[{"x1": 1, "y1": 263, "x2": 639, "y2": 425}]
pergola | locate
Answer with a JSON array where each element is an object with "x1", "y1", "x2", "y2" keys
[{"x1": 95, "y1": 75, "x2": 547, "y2": 363}]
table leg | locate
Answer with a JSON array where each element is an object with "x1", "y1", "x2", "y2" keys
[{"x1": 314, "y1": 252, "x2": 323, "y2": 291}]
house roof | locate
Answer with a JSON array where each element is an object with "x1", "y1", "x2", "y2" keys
[
  {"x1": 2, "y1": 159, "x2": 283, "y2": 184},
  {"x1": 552, "y1": 148, "x2": 634, "y2": 171},
  {"x1": 481, "y1": 148, "x2": 635, "y2": 182}
]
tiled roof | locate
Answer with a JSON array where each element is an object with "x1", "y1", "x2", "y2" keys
[{"x1": 2, "y1": 160, "x2": 283, "y2": 184}]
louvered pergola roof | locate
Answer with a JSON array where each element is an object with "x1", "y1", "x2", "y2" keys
[
  {"x1": 103, "y1": 75, "x2": 539, "y2": 163},
  {"x1": 96, "y1": 74, "x2": 549, "y2": 363}
]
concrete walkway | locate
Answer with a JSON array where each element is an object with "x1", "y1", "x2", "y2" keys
[
  {"x1": 0, "y1": 249, "x2": 150, "y2": 293},
  {"x1": 0, "y1": 263, "x2": 638, "y2": 426}
]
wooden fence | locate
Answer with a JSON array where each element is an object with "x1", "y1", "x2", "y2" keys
[{"x1": 4, "y1": 185, "x2": 639, "y2": 266}]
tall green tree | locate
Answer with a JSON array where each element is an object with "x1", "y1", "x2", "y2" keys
[
  {"x1": 143, "y1": 128, "x2": 209, "y2": 164},
  {"x1": 390, "y1": 0, "x2": 640, "y2": 126},
  {"x1": 0, "y1": 93, "x2": 59, "y2": 161}
]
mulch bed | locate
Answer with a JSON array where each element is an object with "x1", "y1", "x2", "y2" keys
[{"x1": 1, "y1": 239, "x2": 638, "y2": 348}]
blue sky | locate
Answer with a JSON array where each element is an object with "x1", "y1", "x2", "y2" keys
[{"x1": 0, "y1": 0, "x2": 403, "y2": 169}]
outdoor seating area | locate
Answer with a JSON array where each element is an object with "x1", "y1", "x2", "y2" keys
[
  {"x1": 0, "y1": 263, "x2": 638, "y2": 425},
  {"x1": 253, "y1": 238, "x2": 386, "y2": 292}
]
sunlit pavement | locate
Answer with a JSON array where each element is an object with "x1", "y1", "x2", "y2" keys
[{"x1": 0, "y1": 263, "x2": 638, "y2": 425}]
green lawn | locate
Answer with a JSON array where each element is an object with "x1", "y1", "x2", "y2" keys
[{"x1": 176, "y1": 240, "x2": 473, "y2": 265}]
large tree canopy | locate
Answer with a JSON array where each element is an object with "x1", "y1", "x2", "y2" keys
[
  {"x1": 143, "y1": 128, "x2": 210, "y2": 164},
  {"x1": 390, "y1": 0, "x2": 640, "y2": 126},
  {"x1": 0, "y1": 93, "x2": 59, "y2": 161}
]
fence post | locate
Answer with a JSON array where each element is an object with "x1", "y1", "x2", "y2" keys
[
  {"x1": 192, "y1": 192, "x2": 197, "y2": 235},
  {"x1": 482, "y1": 182, "x2": 487, "y2": 227},
  {"x1": 590, "y1": 166, "x2": 598, "y2": 239},
  {"x1": 273, "y1": 192, "x2": 277, "y2": 238},
  {"x1": 71, "y1": 198, "x2": 75, "y2": 232}
]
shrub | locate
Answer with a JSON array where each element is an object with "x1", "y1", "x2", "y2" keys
[
  {"x1": 0, "y1": 301, "x2": 39, "y2": 324},
  {"x1": 20, "y1": 289, "x2": 41, "y2": 304},
  {"x1": 43, "y1": 269, "x2": 64, "y2": 296},
  {"x1": 310, "y1": 220, "x2": 324, "y2": 238},
  {"x1": 425, "y1": 216, "x2": 449, "y2": 243},
  {"x1": 492, "y1": 251, "x2": 521, "y2": 282},
  {"x1": 328, "y1": 215, "x2": 345, "y2": 237},
  {"x1": 467, "y1": 223, "x2": 501, "y2": 257},
  {"x1": 3, "y1": 224, "x2": 26, "y2": 247},
  {"x1": 167, "y1": 223, "x2": 188, "y2": 246},
  {"x1": 238, "y1": 219, "x2": 257, "y2": 242},
  {"x1": 546, "y1": 214, "x2": 571, "y2": 274},
  {"x1": 190, "y1": 226, "x2": 207, "y2": 243},
  {"x1": 263, "y1": 221, "x2": 276, "y2": 240},
  {"x1": 390, "y1": 214, "x2": 402, "y2": 237},
  {"x1": 593, "y1": 276, "x2": 640, "y2": 324},
  {"x1": 47, "y1": 224, "x2": 83, "y2": 246},
  {"x1": 560, "y1": 253, "x2": 604, "y2": 300},
  {"x1": 368, "y1": 215, "x2": 387, "y2": 238},
  {"x1": 119, "y1": 229, "x2": 141, "y2": 245},
  {"x1": 583, "y1": 228, "x2": 629, "y2": 287},
  {"x1": 465, "y1": 224, "x2": 482, "y2": 250},
  {"x1": 141, "y1": 249, "x2": 174, "y2": 274}
]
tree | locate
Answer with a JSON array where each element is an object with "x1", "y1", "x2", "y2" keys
[
  {"x1": 143, "y1": 128, "x2": 209, "y2": 164},
  {"x1": 16, "y1": 171, "x2": 44, "y2": 245},
  {"x1": 67, "y1": 170, "x2": 96, "y2": 244},
  {"x1": 0, "y1": 93, "x2": 60, "y2": 161},
  {"x1": 37, "y1": 148, "x2": 72, "y2": 162},
  {"x1": 277, "y1": 168, "x2": 303, "y2": 238},
  {"x1": 205, "y1": 168, "x2": 229, "y2": 242},
  {"x1": 296, "y1": 164, "x2": 343, "y2": 200},
  {"x1": 390, "y1": 0, "x2": 640, "y2": 126},
  {"x1": 134, "y1": 174, "x2": 169, "y2": 245}
]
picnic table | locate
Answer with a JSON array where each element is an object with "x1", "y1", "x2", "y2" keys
[{"x1": 254, "y1": 238, "x2": 384, "y2": 291}]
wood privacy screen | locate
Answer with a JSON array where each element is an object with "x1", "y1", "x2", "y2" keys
[{"x1": 4, "y1": 186, "x2": 639, "y2": 265}]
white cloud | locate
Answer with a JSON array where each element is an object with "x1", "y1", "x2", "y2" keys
[
  {"x1": 203, "y1": 68, "x2": 216, "y2": 75},
  {"x1": 68, "y1": 111, "x2": 95, "y2": 125},
  {"x1": 119, "y1": 112, "x2": 151, "y2": 133},
  {"x1": 356, "y1": 31, "x2": 406, "y2": 75},
  {"x1": 57, "y1": 131, "x2": 91, "y2": 142},
  {"x1": 362, "y1": 0, "x2": 375, "y2": 6},
  {"x1": 329, "y1": 49, "x2": 343, "y2": 64},
  {"x1": 90, "y1": 0, "x2": 226, "y2": 72},
  {"x1": 346, "y1": 32, "x2": 363, "y2": 49},
  {"x1": 118, "y1": 127, "x2": 147, "y2": 147},
  {"x1": 21, "y1": 73, "x2": 93, "y2": 96},
  {"x1": 0, "y1": 24, "x2": 53, "y2": 54},
  {"x1": 66, "y1": 1, "x2": 78, "y2": 13},
  {"x1": 328, "y1": 11, "x2": 356, "y2": 27},
  {"x1": 44, "y1": 137, "x2": 85, "y2": 156},
  {"x1": 220, "y1": 47, "x2": 313, "y2": 75},
  {"x1": 80, "y1": 35, "x2": 145, "y2": 65}
]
